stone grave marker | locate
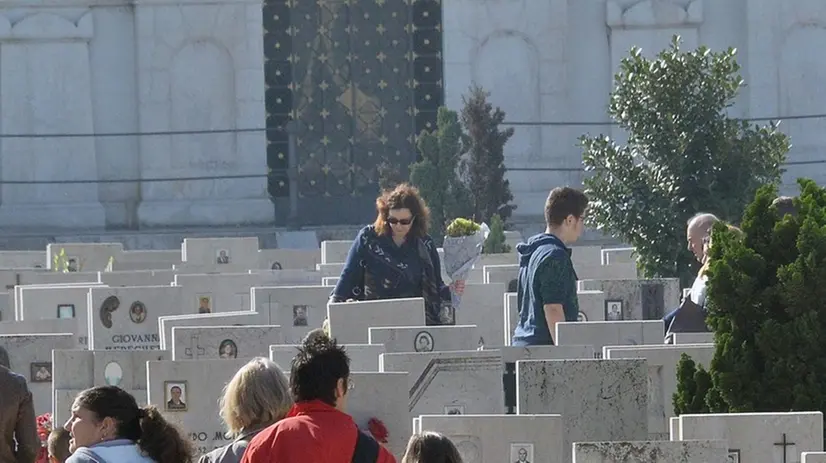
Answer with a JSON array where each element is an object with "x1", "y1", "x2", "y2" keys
[
  {"x1": 504, "y1": 291, "x2": 608, "y2": 346},
  {"x1": 483, "y1": 264, "x2": 517, "y2": 286},
  {"x1": 171, "y1": 325, "x2": 283, "y2": 360},
  {"x1": 88, "y1": 286, "x2": 186, "y2": 350},
  {"x1": 252, "y1": 285, "x2": 332, "y2": 342},
  {"x1": 600, "y1": 247, "x2": 636, "y2": 265},
  {"x1": 158, "y1": 311, "x2": 267, "y2": 350},
  {"x1": 327, "y1": 298, "x2": 426, "y2": 344},
  {"x1": 47, "y1": 243, "x2": 124, "y2": 272},
  {"x1": 368, "y1": 325, "x2": 479, "y2": 353},
  {"x1": 0, "y1": 250, "x2": 46, "y2": 268},
  {"x1": 18, "y1": 284, "x2": 105, "y2": 347},
  {"x1": 147, "y1": 360, "x2": 409, "y2": 458},
  {"x1": 555, "y1": 320, "x2": 664, "y2": 358},
  {"x1": 0, "y1": 333, "x2": 75, "y2": 416},
  {"x1": 578, "y1": 279, "x2": 680, "y2": 320},
  {"x1": 416, "y1": 414, "x2": 564, "y2": 463},
  {"x1": 516, "y1": 359, "x2": 649, "y2": 462},
  {"x1": 572, "y1": 440, "x2": 728, "y2": 462},
  {"x1": 100, "y1": 270, "x2": 177, "y2": 287},
  {"x1": 0, "y1": 319, "x2": 80, "y2": 345},
  {"x1": 180, "y1": 237, "x2": 260, "y2": 272},
  {"x1": 381, "y1": 350, "x2": 504, "y2": 416},
  {"x1": 257, "y1": 247, "x2": 319, "y2": 270},
  {"x1": 677, "y1": 411, "x2": 823, "y2": 462},
  {"x1": 501, "y1": 345, "x2": 595, "y2": 414},
  {"x1": 269, "y1": 344, "x2": 385, "y2": 372},
  {"x1": 52, "y1": 348, "x2": 169, "y2": 424},
  {"x1": 321, "y1": 240, "x2": 352, "y2": 264},
  {"x1": 672, "y1": 332, "x2": 714, "y2": 344},
  {"x1": 13, "y1": 280, "x2": 103, "y2": 319},
  {"x1": 456, "y1": 283, "x2": 506, "y2": 349},
  {"x1": 605, "y1": 344, "x2": 715, "y2": 439},
  {"x1": 803, "y1": 453, "x2": 826, "y2": 463}
]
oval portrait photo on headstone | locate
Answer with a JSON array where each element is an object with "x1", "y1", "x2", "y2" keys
[
  {"x1": 218, "y1": 339, "x2": 238, "y2": 359},
  {"x1": 99, "y1": 295, "x2": 120, "y2": 329},
  {"x1": 129, "y1": 301, "x2": 147, "y2": 324},
  {"x1": 414, "y1": 331, "x2": 434, "y2": 353}
]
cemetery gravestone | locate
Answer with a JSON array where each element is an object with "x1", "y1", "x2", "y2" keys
[
  {"x1": 100, "y1": 270, "x2": 177, "y2": 287},
  {"x1": 368, "y1": 325, "x2": 479, "y2": 353},
  {"x1": 501, "y1": 345, "x2": 595, "y2": 414},
  {"x1": 181, "y1": 237, "x2": 259, "y2": 272},
  {"x1": 171, "y1": 325, "x2": 283, "y2": 360},
  {"x1": 555, "y1": 320, "x2": 664, "y2": 358},
  {"x1": 52, "y1": 349, "x2": 169, "y2": 424},
  {"x1": 158, "y1": 311, "x2": 268, "y2": 350},
  {"x1": 572, "y1": 440, "x2": 729, "y2": 463},
  {"x1": 516, "y1": 359, "x2": 649, "y2": 462},
  {"x1": 88, "y1": 286, "x2": 186, "y2": 350},
  {"x1": 327, "y1": 298, "x2": 426, "y2": 344},
  {"x1": 455, "y1": 283, "x2": 506, "y2": 349},
  {"x1": 677, "y1": 411, "x2": 824, "y2": 462},
  {"x1": 381, "y1": 350, "x2": 504, "y2": 416},
  {"x1": 270, "y1": 344, "x2": 385, "y2": 372},
  {"x1": 605, "y1": 344, "x2": 715, "y2": 439},
  {"x1": 252, "y1": 286, "x2": 332, "y2": 342},
  {"x1": 0, "y1": 334, "x2": 75, "y2": 416},
  {"x1": 416, "y1": 415, "x2": 564, "y2": 463}
]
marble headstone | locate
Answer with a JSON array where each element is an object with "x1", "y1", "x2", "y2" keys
[{"x1": 171, "y1": 325, "x2": 283, "y2": 360}]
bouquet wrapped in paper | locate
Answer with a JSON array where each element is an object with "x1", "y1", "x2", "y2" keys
[{"x1": 443, "y1": 218, "x2": 490, "y2": 309}]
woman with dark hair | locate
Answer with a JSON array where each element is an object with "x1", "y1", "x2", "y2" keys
[
  {"x1": 64, "y1": 386, "x2": 193, "y2": 463},
  {"x1": 330, "y1": 183, "x2": 464, "y2": 325},
  {"x1": 401, "y1": 432, "x2": 463, "y2": 463}
]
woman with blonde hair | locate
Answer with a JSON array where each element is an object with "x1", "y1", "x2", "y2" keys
[{"x1": 198, "y1": 358, "x2": 292, "y2": 463}]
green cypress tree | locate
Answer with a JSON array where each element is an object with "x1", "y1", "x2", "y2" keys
[
  {"x1": 677, "y1": 179, "x2": 826, "y2": 419},
  {"x1": 483, "y1": 213, "x2": 510, "y2": 254},
  {"x1": 410, "y1": 108, "x2": 472, "y2": 244}
]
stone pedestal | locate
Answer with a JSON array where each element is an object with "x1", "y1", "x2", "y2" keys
[
  {"x1": 0, "y1": 12, "x2": 105, "y2": 228},
  {"x1": 133, "y1": 0, "x2": 272, "y2": 227}
]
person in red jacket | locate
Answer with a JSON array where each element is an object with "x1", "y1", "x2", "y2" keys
[{"x1": 240, "y1": 334, "x2": 396, "y2": 463}]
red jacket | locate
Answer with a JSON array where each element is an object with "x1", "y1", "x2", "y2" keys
[{"x1": 240, "y1": 400, "x2": 396, "y2": 463}]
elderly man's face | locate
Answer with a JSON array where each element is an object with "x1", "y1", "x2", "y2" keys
[{"x1": 686, "y1": 224, "x2": 708, "y2": 263}]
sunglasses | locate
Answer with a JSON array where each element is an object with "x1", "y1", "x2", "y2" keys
[{"x1": 387, "y1": 216, "x2": 414, "y2": 226}]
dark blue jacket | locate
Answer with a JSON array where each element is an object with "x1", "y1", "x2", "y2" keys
[{"x1": 512, "y1": 233, "x2": 578, "y2": 346}]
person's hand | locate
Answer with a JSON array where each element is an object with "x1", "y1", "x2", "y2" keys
[{"x1": 451, "y1": 279, "x2": 466, "y2": 296}]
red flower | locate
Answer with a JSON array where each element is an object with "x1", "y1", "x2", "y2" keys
[{"x1": 367, "y1": 418, "x2": 388, "y2": 444}]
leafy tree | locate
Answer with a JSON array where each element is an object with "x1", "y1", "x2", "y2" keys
[
  {"x1": 483, "y1": 213, "x2": 511, "y2": 254},
  {"x1": 410, "y1": 108, "x2": 472, "y2": 244},
  {"x1": 459, "y1": 85, "x2": 516, "y2": 224},
  {"x1": 678, "y1": 179, "x2": 826, "y2": 417},
  {"x1": 581, "y1": 36, "x2": 789, "y2": 287}
]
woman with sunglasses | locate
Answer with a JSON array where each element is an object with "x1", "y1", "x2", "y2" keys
[{"x1": 330, "y1": 183, "x2": 464, "y2": 325}]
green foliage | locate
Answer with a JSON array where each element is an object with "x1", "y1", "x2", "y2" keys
[
  {"x1": 51, "y1": 248, "x2": 79, "y2": 273},
  {"x1": 483, "y1": 213, "x2": 511, "y2": 254},
  {"x1": 581, "y1": 36, "x2": 789, "y2": 287},
  {"x1": 446, "y1": 218, "x2": 481, "y2": 237},
  {"x1": 459, "y1": 85, "x2": 516, "y2": 224},
  {"x1": 410, "y1": 108, "x2": 473, "y2": 244},
  {"x1": 673, "y1": 353, "x2": 712, "y2": 414},
  {"x1": 678, "y1": 179, "x2": 826, "y2": 417},
  {"x1": 377, "y1": 160, "x2": 406, "y2": 193}
]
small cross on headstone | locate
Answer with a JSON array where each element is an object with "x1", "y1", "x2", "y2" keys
[{"x1": 774, "y1": 433, "x2": 795, "y2": 463}]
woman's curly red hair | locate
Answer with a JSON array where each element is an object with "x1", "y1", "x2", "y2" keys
[{"x1": 374, "y1": 183, "x2": 430, "y2": 239}]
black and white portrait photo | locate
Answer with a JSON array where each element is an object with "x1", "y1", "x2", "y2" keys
[
  {"x1": 129, "y1": 301, "x2": 147, "y2": 324},
  {"x1": 216, "y1": 249, "x2": 230, "y2": 264},
  {"x1": 219, "y1": 339, "x2": 238, "y2": 359},
  {"x1": 414, "y1": 331, "x2": 434, "y2": 353},
  {"x1": 444, "y1": 405, "x2": 464, "y2": 415},
  {"x1": 30, "y1": 362, "x2": 52, "y2": 383},
  {"x1": 510, "y1": 443, "x2": 533, "y2": 463},
  {"x1": 292, "y1": 305, "x2": 309, "y2": 326}
]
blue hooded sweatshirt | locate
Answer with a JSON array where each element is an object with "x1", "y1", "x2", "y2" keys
[{"x1": 512, "y1": 233, "x2": 579, "y2": 346}]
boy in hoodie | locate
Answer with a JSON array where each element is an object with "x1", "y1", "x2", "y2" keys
[{"x1": 512, "y1": 187, "x2": 588, "y2": 346}]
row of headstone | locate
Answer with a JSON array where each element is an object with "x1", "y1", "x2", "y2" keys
[{"x1": 0, "y1": 236, "x2": 821, "y2": 462}]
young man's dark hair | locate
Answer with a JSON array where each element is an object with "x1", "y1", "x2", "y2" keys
[
  {"x1": 243, "y1": 335, "x2": 395, "y2": 463},
  {"x1": 545, "y1": 187, "x2": 589, "y2": 227},
  {"x1": 772, "y1": 196, "x2": 798, "y2": 218},
  {"x1": 290, "y1": 336, "x2": 350, "y2": 406}
]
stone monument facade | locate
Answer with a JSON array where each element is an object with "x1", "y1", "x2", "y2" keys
[
  {"x1": 443, "y1": 0, "x2": 826, "y2": 217},
  {"x1": 0, "y1": 0, "x2": 272, "y2": 229}
]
